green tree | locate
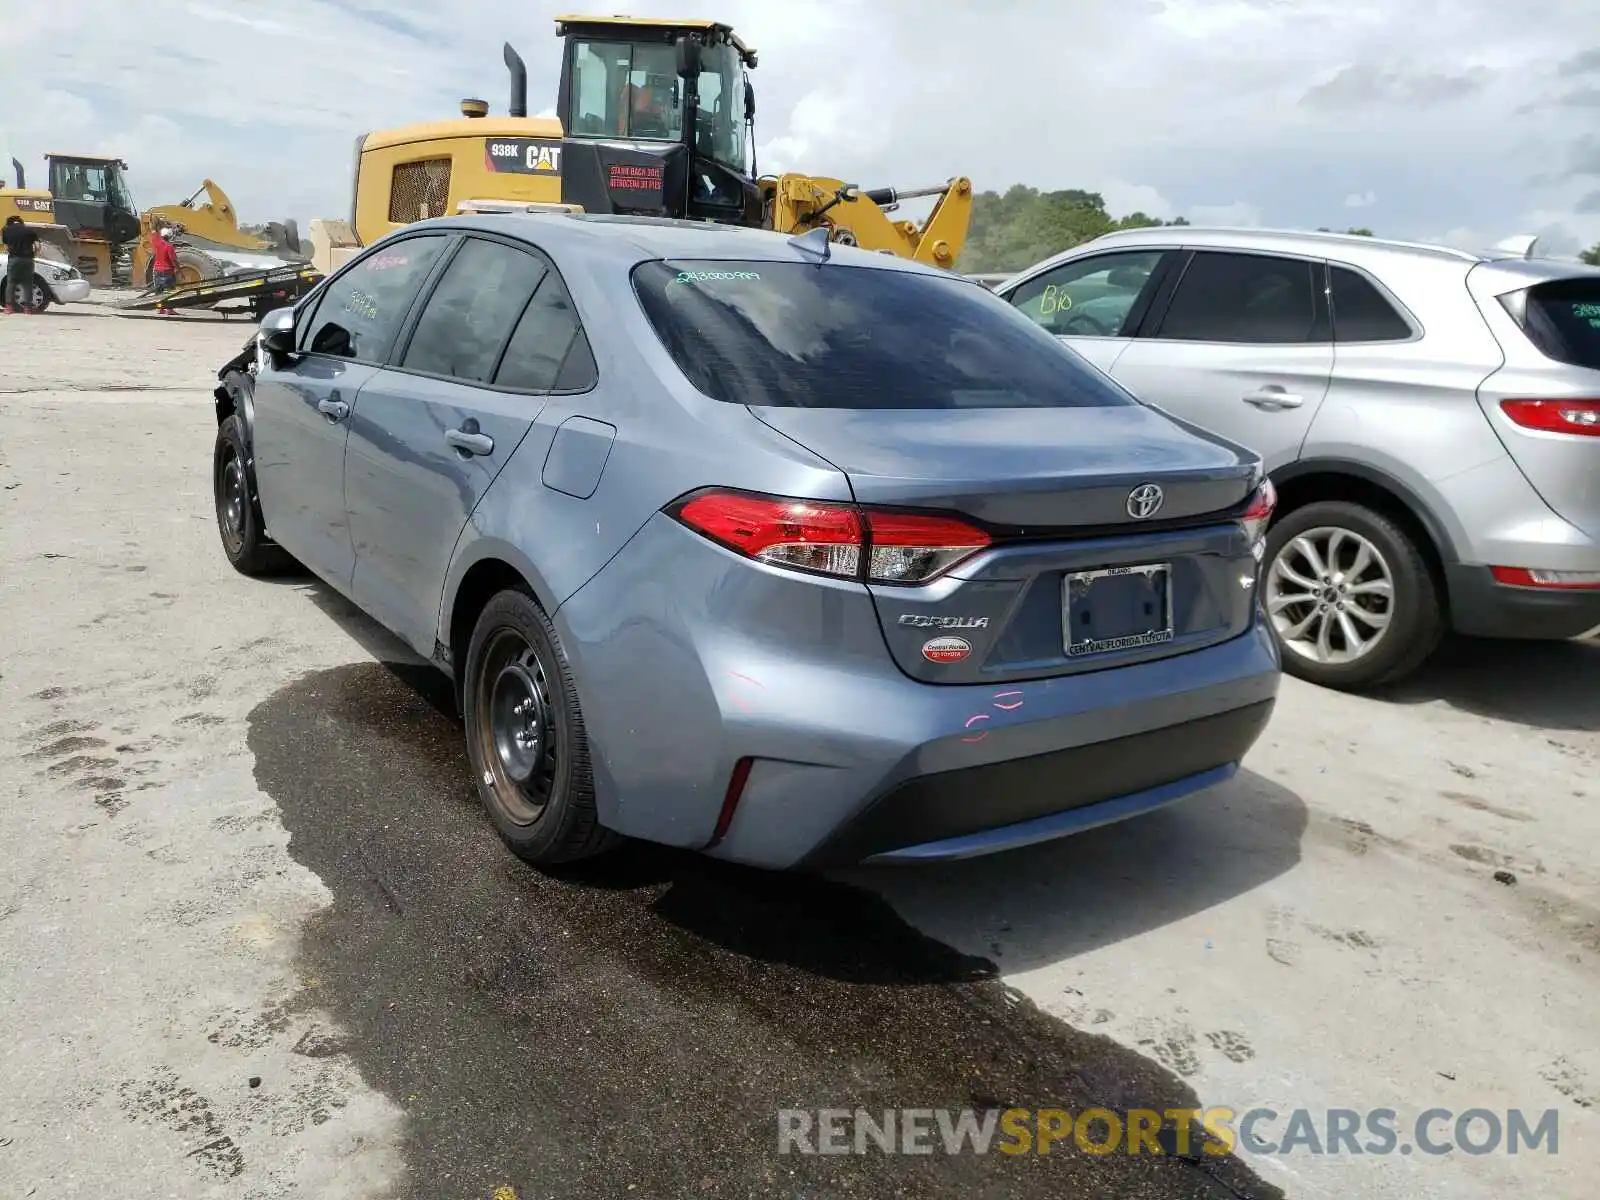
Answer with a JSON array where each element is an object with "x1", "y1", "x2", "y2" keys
[
  {"x1": 1581, "y1": 243, "x2": 1600, "y2": 266},
  {"x1": 958, "y1": 187, "x2": 1189, "y2": 273},
  {"x1": 1317, "y1": 226, "x2": 1375, "y2": 235}
]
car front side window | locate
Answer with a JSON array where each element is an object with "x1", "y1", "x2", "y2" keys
[
  {"x1": 1006, "y1": 250, "x2": 1168, "y2": 338},
  {"x1": 298, "y1": 235, "x2": 449, "y2": 362}
]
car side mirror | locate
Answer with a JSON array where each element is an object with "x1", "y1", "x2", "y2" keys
[
  {"x1": 675, "y1": 35, "x2": 702, "y2": 79},
  {"x1": 744, "y1": 80, "x2": 756, "y2": 121},
  {"x1": 259, "y1": 305, "x2": 298, "y2": 362},
  {"x1": 262, "y1": 326, "x2": 296, "y2": 357}
]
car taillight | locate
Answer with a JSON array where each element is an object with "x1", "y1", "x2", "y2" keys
[
  {"x1": 1239, "y1": 478, "x2": 1276, "y2": 552},
  {"x1": 1490, "y1": 566, "x2": 1600, "y2": 590},
  {"x1": 669, "y1": 488, "x2": 991, "y2": 585},
  {"x1": 1499, "y1": 399, "x2": 1600, "y2": 437}
]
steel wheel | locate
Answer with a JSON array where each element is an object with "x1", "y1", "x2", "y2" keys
[
  {"x1": 216, "y1": 447, "x2": 247, "y2": 556},
  {"x1": 1266, "y1": 525, "x2": 1395, "y2": 665},
  {"x1": 475, "y1": 628, "x2": 560, "y2": 826}
]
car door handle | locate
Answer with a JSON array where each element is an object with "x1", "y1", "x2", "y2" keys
[
  {"x1": 317, "y1": 398, "x2": 349, "y2": 421},
  {"x1": 446, "y1": 427, "x2": 495, "y2": 456},
  {"x1": 1242, "y1": 388, "x2": 1304, "y2": 410}
]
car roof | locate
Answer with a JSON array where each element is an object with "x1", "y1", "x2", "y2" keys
[
  {"x1": 406, "y1": 212, "x2": 957, "y2": 280},
  {"x1": 1007, "y1": 224, "x2": 1600, "y2": 288}
]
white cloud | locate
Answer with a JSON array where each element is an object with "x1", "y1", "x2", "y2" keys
[
  {"x1": 1097, "y1": 181, "x2": 1177, "y2": 221},
  {"x1": 0, "y1": 0, "x2": 1595, "y2": 255}
]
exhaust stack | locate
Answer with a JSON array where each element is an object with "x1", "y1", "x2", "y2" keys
[
  {"x1": 11, "y1": 158, "x2": 23, "y2": 189},
  {"x1": 504, "y1": 42, "x2": 528, "y2": 117}
]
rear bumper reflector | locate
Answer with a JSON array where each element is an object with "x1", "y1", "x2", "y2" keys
[
  {"x1": 1490, "y1": 566, "x2": 1600, "y2": 590},
  {"x1": 707, "y1": 756, "x2": 755, "y2": 848}
]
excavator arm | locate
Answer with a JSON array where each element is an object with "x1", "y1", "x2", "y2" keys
[{"x1": 760, "y1": 174, "x2": 973, "y2": 269}]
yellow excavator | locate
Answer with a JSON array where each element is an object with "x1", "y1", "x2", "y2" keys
[{"x1": 311, "y1": 15, "x2": 971, "y2": 272}]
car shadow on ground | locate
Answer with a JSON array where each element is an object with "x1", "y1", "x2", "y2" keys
[
  {"x1": 846, "y1": 769, "x2": 1306, "y2": 977},
  {"x1": 245, "y1": 646, "x2": 1289, "y2": 1200},
  {"x1": 1373, "y1": 635, "x2": 1600, "y2": 732}
]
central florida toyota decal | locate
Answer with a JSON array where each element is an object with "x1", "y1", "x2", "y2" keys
[{"x1": 921, "y1": 636, "x2": 972, "y2": 664}]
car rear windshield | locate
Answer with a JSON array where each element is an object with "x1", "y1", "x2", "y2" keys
[
  {"x1": 1520, "y1": 278, "x2": 1600, "y2": 369},
  {"x1": 631, "y1": 259, "x2": 1137, "y2": 409}
]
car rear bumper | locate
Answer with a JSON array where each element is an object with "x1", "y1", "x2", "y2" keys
[
  {"x1": 801, "y1": 700, "x2": 1273, "y2": 866},
  {"x1": 1446, "y1": 564, "x2": 1600, "y2": 640},
  {"x1": 556, "y1": 515, "x2": 1282, "y2": 869},
  {"x1": 50, "y1": 279, "x2": 91, "y2": 304}
]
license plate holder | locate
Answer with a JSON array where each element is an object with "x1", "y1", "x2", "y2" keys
[{"x1": 1064, "y1": 563, "x2": 1174, "y2": 657}]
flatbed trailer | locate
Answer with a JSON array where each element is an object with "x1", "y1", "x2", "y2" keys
[{"x1": 113, "y1": 263, "x2": 323, "y2": 319}]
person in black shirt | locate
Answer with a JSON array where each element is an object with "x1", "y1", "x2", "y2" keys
[{"x1": 3, "y1": 216, "x2": 41, "y2": 314}]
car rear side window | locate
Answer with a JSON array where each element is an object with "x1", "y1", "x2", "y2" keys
[
  {"x1": 494, "y1": 272, "x2": 593, "y2": 391},
  {"x1": 401, "y1": 238, "x2": 550, "y2": 383},
  {"x1": 1518, "y1": 278, "x2": 1600, "y2": 369},
  {"x1": 1329, "y1": 266, "x2": 1413, "y2": 342},
  {"x1": 631, "y1": 260, "x2": 1137, "y2": 409},
  {"x1": 1154, "y1": 251, "x2": 1324, "y2": 344},
  {"x1": 300, "y1": 235, "x2": 447, "y2": 362}
]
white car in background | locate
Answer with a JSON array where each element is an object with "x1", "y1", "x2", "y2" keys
[{"x1": 0, "y1": 252, "x2": 91, "y2": 311}]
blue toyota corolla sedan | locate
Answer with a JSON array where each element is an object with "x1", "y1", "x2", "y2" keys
[{"x1": 211, "y1": 213, "x2": 1280, "y2": 870}]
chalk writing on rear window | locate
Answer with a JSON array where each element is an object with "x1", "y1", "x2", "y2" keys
[{"x1": 671, "y1": 270, "x2": 762, "y2": 286}]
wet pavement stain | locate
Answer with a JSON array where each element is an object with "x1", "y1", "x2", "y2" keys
[{"x1": 248, "y1": 661, "x2": 1283, "y2": 1200}]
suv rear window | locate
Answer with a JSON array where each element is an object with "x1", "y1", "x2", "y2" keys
[
  {"x1": 1518, "y1": 278, "x2": 1600, "y2": 369},
  {"x1": 631, "y1": 259, "x2": 1137, "y2": 409}
]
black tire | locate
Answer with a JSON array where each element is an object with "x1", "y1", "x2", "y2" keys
[
  {"x1": 213, "y1": 414, "x2": 294, "y2": 576},
  {"x1": 28, "y1": 276, "x2": 51, "y2": 313},
  {"x1": 1263, "y1": 499, "x2": 1443, "y2": 690},
  {"x1": 462, "y1": 588, "x2": 617, "y2": 865}
]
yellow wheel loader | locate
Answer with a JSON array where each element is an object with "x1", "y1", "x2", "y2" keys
[
  {"x1": 315, "y1": 15, "x2": 971, "y2": 271},
  {"x1": 0, "y1": 158, "x2": 76, "y2": 263},
  {"x1": 7, "y1": 153, "x2": 305, "y2": 288}
]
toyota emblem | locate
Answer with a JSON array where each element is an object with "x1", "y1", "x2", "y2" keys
[{"x1": 1126, "y1": 483, "x2": 1164, "y2": 520}]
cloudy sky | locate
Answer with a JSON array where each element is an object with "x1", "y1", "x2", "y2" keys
[{"x1": 3, "y1": 0, "x2": 1598, "y2": 256}]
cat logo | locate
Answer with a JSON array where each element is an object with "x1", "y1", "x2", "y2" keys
[{"x1": 486, "y1": 140, "x2": 562, "y2": 175}]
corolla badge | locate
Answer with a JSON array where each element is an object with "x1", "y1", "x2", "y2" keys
[
  {"x1": 898, "y1": 614, "x2": 990, "y2": 629},
  {"x1": 1126, "y1": 483, "x2": 1164, "y2": 520}
]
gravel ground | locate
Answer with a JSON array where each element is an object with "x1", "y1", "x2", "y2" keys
[{"x1": 1, "y1": 303, "x2": 1595, "y2": 1199}]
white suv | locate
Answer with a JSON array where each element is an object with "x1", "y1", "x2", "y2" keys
[{"x1": 995, "y1": 227, "x2": 1600, "y2": 690}]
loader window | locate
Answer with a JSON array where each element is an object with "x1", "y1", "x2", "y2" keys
[
  {"x1": 634, "y1": 259, "x2": 1138, "y2": 410},
  {"x1": 572, "y1": 40, "x2": 682, "y2": 141}
]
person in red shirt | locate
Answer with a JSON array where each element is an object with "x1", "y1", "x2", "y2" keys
[{"x1": 149, "y1": 225, "x2": 180, "y2": 316}]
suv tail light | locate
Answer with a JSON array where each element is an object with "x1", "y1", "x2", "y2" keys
[
  {"x1": 669, "y1": 488, "x2": 991, "y2": 585},
  {"x1": 1239, "y1": 478, "x2": 1277, "y2": 552},
  {"x1": 1499, "y1": 399, "x2": 1600, "y2": 437}
]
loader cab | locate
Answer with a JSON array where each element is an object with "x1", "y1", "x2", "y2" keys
[
  {"x1": 553, "y1": 15, "x2": 761, "y2": 226},
  {"x1": 45, "y1": 154, "x2": 142, "y2": 244}
]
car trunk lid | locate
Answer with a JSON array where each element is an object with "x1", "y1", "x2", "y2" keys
[{"x1": 748, "y1": 404, "x2": 1264, "y2": 684}]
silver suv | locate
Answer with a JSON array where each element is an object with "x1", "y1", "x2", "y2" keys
[{"x1": 994, "y1": 227, "x2": 1600, "y2": 690}]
